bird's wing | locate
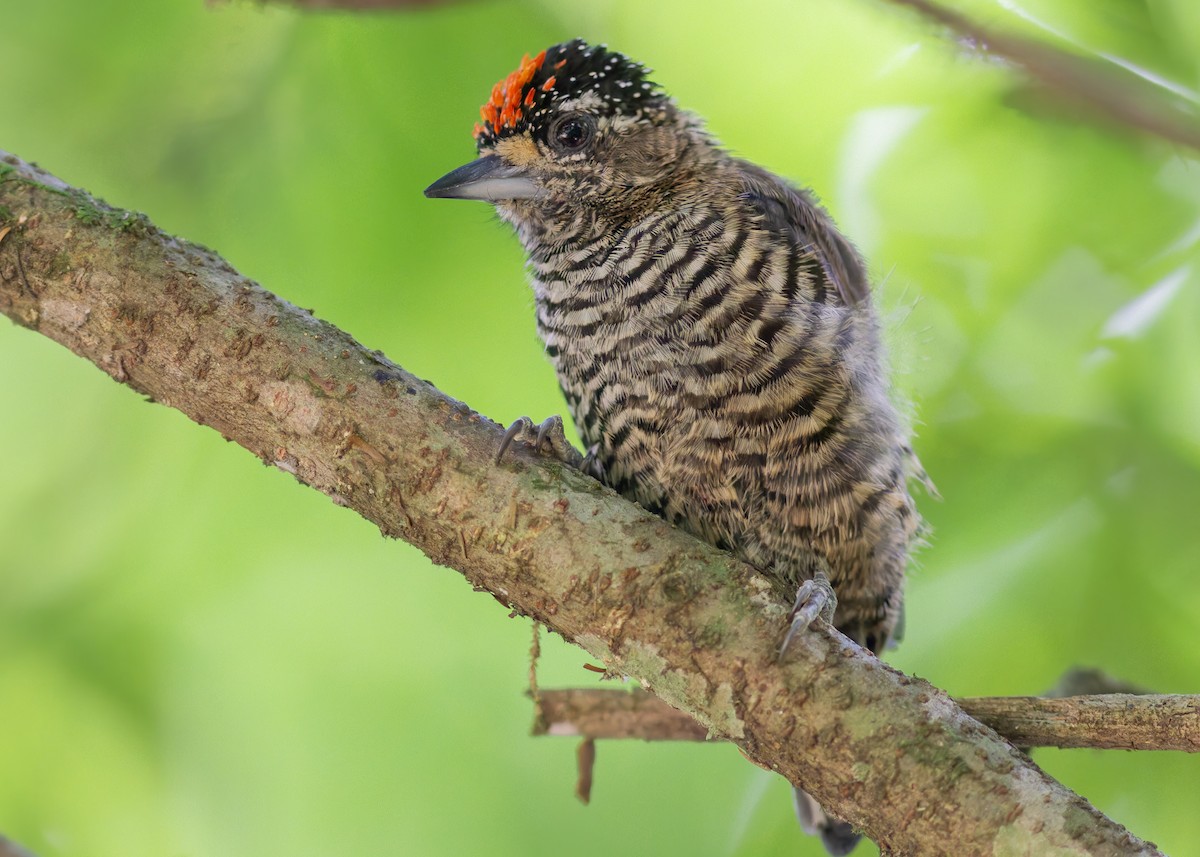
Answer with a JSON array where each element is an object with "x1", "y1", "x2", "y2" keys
[{"x1": 735, "y1": 160, "x2": 870, "y2": 307}]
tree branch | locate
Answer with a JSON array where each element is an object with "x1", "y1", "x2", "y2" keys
[
  {"x1": 0, "y1": 150, "x2": 1163, "y2": 855},
  {"x1": 532, "y1": 687, "x2": 1200, "y2": 752},
  {"x1": 881, "y1": 0, "x2": 1200, "y2": 151}
]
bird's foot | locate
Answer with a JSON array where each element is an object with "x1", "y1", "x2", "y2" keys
[
  {"x1": 495, "y1": 415, "x2": 585, "y2": 470},
  {"x1": 779, "y1": 571, "x2": 837, "y2": 658},
  {"x1": 578, "y1": 443, "x2": 605, "y2": 481}
]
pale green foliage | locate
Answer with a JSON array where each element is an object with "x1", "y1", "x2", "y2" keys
[{"x1": 0, "y1": 2, "x2": 1197, "y2": 856}]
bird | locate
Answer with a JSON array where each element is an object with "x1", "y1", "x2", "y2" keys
[{"x1": 425, "y1": 38, "x2": 924, "y2": 855}]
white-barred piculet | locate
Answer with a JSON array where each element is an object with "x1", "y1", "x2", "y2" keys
[{"x1": 426, "y1": 39, "x2": 926, "y2": 856}]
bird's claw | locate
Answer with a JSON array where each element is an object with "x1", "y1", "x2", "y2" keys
[
  {"x1": 495, "y1": 415, "x2": 585, "y2": 469},
  {"x1": 779, "y1": 571, "x2": 837, "y2": 658},
  {"x1": 579, "y1": 444, "x2": 604, "y2": 481}
]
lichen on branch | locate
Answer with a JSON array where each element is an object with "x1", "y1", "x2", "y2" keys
[{"x1": 0, "y1": 149, "x2": 1164, "y2": 856}]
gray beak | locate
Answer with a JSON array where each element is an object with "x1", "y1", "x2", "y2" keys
[{"x1": 424, "y1": 155, "x2": 542, "y2": 201}]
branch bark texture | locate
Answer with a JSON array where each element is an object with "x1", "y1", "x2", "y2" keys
[{"x1": 0, "y1": 151, "x2": 1163, "y2": 856}]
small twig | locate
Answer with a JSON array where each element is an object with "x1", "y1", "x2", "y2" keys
[
  {"x1": 958, "y1": 693, "x2": 1200, "y2": 751},
  {"x1": 534, "y1": 687, "x2": 1200, "y2": 752},
  {"x1": 534, "y1": 687, "x2": 709, "y2": 742},
  {"x1": 528, "y1": 622, "x2": 541, "y2": 705},
  {"x1": 575, "y1": 738, "x2": 596, "y2": 805}
]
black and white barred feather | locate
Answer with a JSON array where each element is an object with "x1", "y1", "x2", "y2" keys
[{"x1": 431, "y1": 39, "x2": 925, "y2": 856}]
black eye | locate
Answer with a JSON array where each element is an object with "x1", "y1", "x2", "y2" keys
[{"x1": 549, "y1": 113, "x2": 595, "y2": 153}]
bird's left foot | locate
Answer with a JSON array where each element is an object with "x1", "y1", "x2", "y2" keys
[
  {"x1": 495, "y1": 415, "x2": 585, "y2": 470},
  {"x1": 779, "y1": 571, "x2": 837, "y2": 658}
]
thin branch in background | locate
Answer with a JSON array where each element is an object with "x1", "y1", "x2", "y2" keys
[
  {"x1": 959, "y1": 693, "x2": 1200, "y2": 752},
  {"x1": 0, "y1": 836, "x2": 37, "y2": 857},
  {"x1": 881, "y1": 0, "x2": 1200, "y2": 151},
  {"x1": 218, "y1": 0, "x2": 1200, "y2": 152},
  {"x1": 532, "y1": 686, "x2": 1200, "y2": 752}
]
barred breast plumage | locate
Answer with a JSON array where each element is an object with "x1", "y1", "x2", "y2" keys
[{"x1": 518, "y1": 159, "x2": 916, "y2": 651}]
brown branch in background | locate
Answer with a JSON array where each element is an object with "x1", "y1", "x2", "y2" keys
[
  {"x1": 0, "y1": 835, "x2": 37, "y2": 857},
  {"x1": 533, "y1": 687, "x2": 1200, "y2": 752},
  {"x1": 882, "y1": 0, "x2": 1200, "y2": 151},
  {"x1": 575, "y1": 738, "x2": 596, "y2": 805},
  {"x1": 221, "y1": 0, "x2": 1200, "y2": 147},
  {"x1": 962, "y1": 694, "x2": 1200, "y2": 752},
  {"x1": 534, "y1": 685, "x2": 711, "y2": 742},
  {"x1": 0, "y1": 150, "x2": 1165, "y2": 855},
  {"x1": 528, "y1": 622, "x2": 542, "y2": 704}
]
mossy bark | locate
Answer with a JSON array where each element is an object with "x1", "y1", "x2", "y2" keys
[{"x1": 0, "y1": 150, "x2": 1162, "y2": 856}]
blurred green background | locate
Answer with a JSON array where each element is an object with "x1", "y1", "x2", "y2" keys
[{"x1": 2, "y1": 0, "x2": 1198, "y2": 855}]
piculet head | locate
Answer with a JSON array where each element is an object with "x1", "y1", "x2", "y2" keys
[{"x1": 424, "y1": 39, "x2": 703, "y2": 210}]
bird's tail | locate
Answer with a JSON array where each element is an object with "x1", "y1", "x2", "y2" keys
[{"x1": 793, "y1": 787, "x2": 861, "y2": 856}]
